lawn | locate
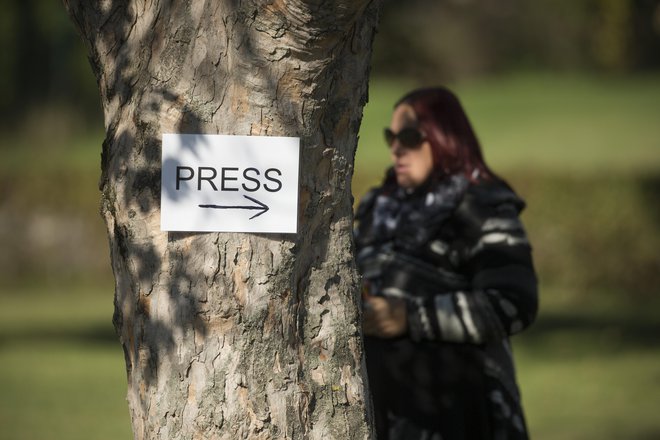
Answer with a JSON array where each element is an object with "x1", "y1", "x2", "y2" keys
[
  {"x1": 2, "y1": 284, "x2": 660, "y2": 439},
  {"x1": 515, "y1": 287, "x2": 660, "y2": 439},
  {"x1": 0, "y1": 285, "x2": 132, "y2": 440}
]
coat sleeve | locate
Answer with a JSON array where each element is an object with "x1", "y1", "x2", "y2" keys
[{"x1": 406, "y1": 184, "x2": 539, "y2": 344}]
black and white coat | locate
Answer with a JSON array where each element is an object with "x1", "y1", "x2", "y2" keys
[{"x1": 354, "y1": 172, "x2": 538, "y2": 440}]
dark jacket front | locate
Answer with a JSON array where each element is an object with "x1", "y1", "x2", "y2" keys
[{"x1": 354, "y1": 173, "x2": 538, "y2": 440}]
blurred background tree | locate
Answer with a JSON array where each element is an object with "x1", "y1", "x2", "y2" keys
[
  {"x1": 1, "y1": 0, "x2": 659, "y2": 131},
  {"x1": 373, "y1": 0, "x2": 660, "y2": 80},
  {"x1": 0, "y1": 0, "x2": 101, "y2": 132}
]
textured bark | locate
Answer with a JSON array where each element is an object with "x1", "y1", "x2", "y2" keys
[{"x1": 63, "y1": 1, "x2": 381, "y2": 439}]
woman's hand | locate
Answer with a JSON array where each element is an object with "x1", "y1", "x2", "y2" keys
[{"x1": 363, "y1": 294, "x2": 407, "y2": 338}]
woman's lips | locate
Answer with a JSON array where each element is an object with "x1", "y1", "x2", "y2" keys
[{"x1": 395, "y1": 163, "x2": 408, "y2": 173}]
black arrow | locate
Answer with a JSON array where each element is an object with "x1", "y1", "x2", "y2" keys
[{"x1": 198, "y1": 195, "x2": 269, "y2": 220}]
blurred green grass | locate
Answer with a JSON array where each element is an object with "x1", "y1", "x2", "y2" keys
[
  {"x1": 516, "y1": 286, "x2": 660, "y2": 439},
  {"x1": 0, "y1": 285, "x2": 131, "y2": 440},
  {"x1": 1, "y1": 73, "x2": 659, "y2": 439},
  {"x1": 1, "y1": 285, "x2": 660, "y2": 440}
]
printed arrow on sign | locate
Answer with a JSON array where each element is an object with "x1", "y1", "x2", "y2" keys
[{"x1": 199, "y1": 195, "x2": 270, "y2": 220}]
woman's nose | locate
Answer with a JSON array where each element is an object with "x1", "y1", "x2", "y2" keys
[{"x1": 390, "y1": 142, "x2": 406, "y2": 157}]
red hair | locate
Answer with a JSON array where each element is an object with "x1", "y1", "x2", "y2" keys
[{"x1": 396, "y1": 87, "x2": 495, "y2": 183}]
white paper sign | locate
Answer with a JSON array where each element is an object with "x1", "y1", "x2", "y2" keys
[{"x1": 161, "y1": 134, "x2": 300, "y2": 233}]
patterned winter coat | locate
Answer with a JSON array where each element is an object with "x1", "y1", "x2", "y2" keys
[{"x1": 354, "y1": 172, "x2": 538, "y2": 440}]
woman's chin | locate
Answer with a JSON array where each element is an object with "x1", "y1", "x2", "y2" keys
[{"x1": 396, "y1": 178, "x2": 416, "y2": 189}]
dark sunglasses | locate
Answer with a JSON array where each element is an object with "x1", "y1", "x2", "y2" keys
[{"x1": 384, "y1": 127, "x2": 426, "y2": 149}]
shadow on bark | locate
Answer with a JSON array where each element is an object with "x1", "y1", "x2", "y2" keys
[
  {"x1": 90, "y1": 3, "x2": 213, "y2": 390},
  {"x1": 65, "y1": 1, "x2": 374, "y2": 432}
]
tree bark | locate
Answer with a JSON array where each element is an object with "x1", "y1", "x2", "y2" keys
[{"x1": 63, "y1": 1, "x2": 381, "y2": 438}]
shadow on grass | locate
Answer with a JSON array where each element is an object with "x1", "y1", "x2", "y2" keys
[
  {"x1": 3, "y1": 308, "x2": 659, "y2": 353},
  {"x1": 0, "y1": 323, "x2": 117, "y2": 348},
  {"x1": 516, "y1": 310, "x2": 660, "y2": 352},
  {"x1": 634, "y1": 429, "x2": 660, "y2": 440}
]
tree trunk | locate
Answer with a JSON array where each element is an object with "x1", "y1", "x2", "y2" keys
[{"x1": 63, "y1": 1, "x2": 381, "y2": 438}]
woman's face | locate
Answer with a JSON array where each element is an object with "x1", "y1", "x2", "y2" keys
[{"x1": 388, "y1": 103, "x2": 434, "y2": 189}]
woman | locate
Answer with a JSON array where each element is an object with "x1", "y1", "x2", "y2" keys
[{"x1": 354, "y1": 87, "x2": 538, "y2": 439}]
